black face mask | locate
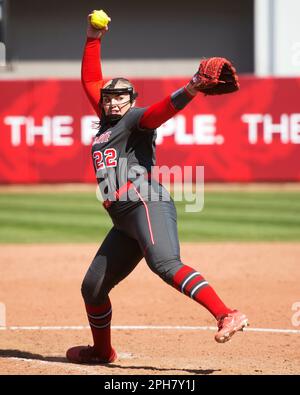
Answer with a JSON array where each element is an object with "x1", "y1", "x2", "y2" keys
[
  {"x1": 101, "y1": 96, "x2": 134, "y2": 126},
  {"x1": 99, "y1": 84, "x2": 139, "y2": 125}
]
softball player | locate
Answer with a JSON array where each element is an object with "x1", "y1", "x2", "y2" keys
[{"x1": 66, "y1": 15, "x2": 248, "y2": 364}]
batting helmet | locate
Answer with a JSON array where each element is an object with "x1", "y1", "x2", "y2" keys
[{"x1": 101, "y1": 78, "x2": 138, "y2": 104}]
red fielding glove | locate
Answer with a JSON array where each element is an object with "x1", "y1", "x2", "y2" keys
[{"x1": 188, "y1": 57, "x2": 240, "y2": 95}]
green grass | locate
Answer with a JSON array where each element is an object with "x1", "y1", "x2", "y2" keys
[{"x1": 0, "y1": 191, "x2": 300, "y2": 243}]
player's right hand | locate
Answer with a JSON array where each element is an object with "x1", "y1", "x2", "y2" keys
[{"x1": 86, "y1": 14, "x2": 108, "y2": 39}]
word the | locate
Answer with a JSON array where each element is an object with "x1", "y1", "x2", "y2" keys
[{"x1": 242, "y1": 113, "x2": 300, "y2": 144}]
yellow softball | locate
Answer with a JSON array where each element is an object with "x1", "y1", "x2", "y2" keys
[{"x1": 90, "y1": 10, "x2": 111, "y2": 29}]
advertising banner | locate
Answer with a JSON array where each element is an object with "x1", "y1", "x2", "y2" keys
[{"x1": 1, "y1": 77, "x2": 300, "y2": 183}]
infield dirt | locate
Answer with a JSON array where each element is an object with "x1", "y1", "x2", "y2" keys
[{"x1": 0, "y1": 242, "x2": 300, "y2": 375}]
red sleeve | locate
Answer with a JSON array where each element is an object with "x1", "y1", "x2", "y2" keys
[
  {"x1": 139, "y1": 88, "x2": 194, "y2": 130},
  {"x1": 139, "y1": 96, "x2": 176, "y2": 130},
  {"x1": 81, "y1": 38, "x2": 104, "y2": 117}
]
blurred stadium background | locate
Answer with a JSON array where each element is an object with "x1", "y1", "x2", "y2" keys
[{"x1": 0, "y1": 0, "x2": 300, "y2": 242}]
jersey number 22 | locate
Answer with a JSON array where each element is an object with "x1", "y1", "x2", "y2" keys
[{"x1": 93, "y1": 148, "x2": 117, "y2": 170}]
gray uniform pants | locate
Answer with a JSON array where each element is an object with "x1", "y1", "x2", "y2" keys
[{"x1": 81, "y1": 186, "x2": 184, "y2": 305}]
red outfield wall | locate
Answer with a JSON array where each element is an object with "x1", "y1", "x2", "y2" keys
[{"x1": 0, "y1": 77, "x2": 300, "y2": 183}]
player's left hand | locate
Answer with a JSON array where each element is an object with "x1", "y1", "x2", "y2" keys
[{"x1": 186, "y1": 57, "x2": 240, "y2": 96}]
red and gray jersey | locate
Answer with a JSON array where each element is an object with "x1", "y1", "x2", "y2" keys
[{"x1": 91, "y1": 107, "x2": 156, "y2": 193}]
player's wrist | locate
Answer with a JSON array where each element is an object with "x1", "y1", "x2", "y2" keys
[
  {"x1": 86, "y1": 30, "x2": 103, "y2": 39},
  {"x1": 171, "y1": 87, "x2": 196, "y2": 110},
  {"x1": 185, "y1": 82, "x2": 198, "y2": 97}
]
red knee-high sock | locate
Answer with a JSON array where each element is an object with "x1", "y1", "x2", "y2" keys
[
  {"x1": 172, "y1": 265, "x2": 232, "y2": 319},
  {"x1": 85, "y1": 297, "x2": 114, "y2": 359}
]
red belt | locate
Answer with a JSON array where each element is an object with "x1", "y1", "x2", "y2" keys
[
  {"x1": 103, "y1": 181, "x2": 135, "y2": 209},
  {"x1": 102, "y1": 173, "x2": 152, "y2": 209}
]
